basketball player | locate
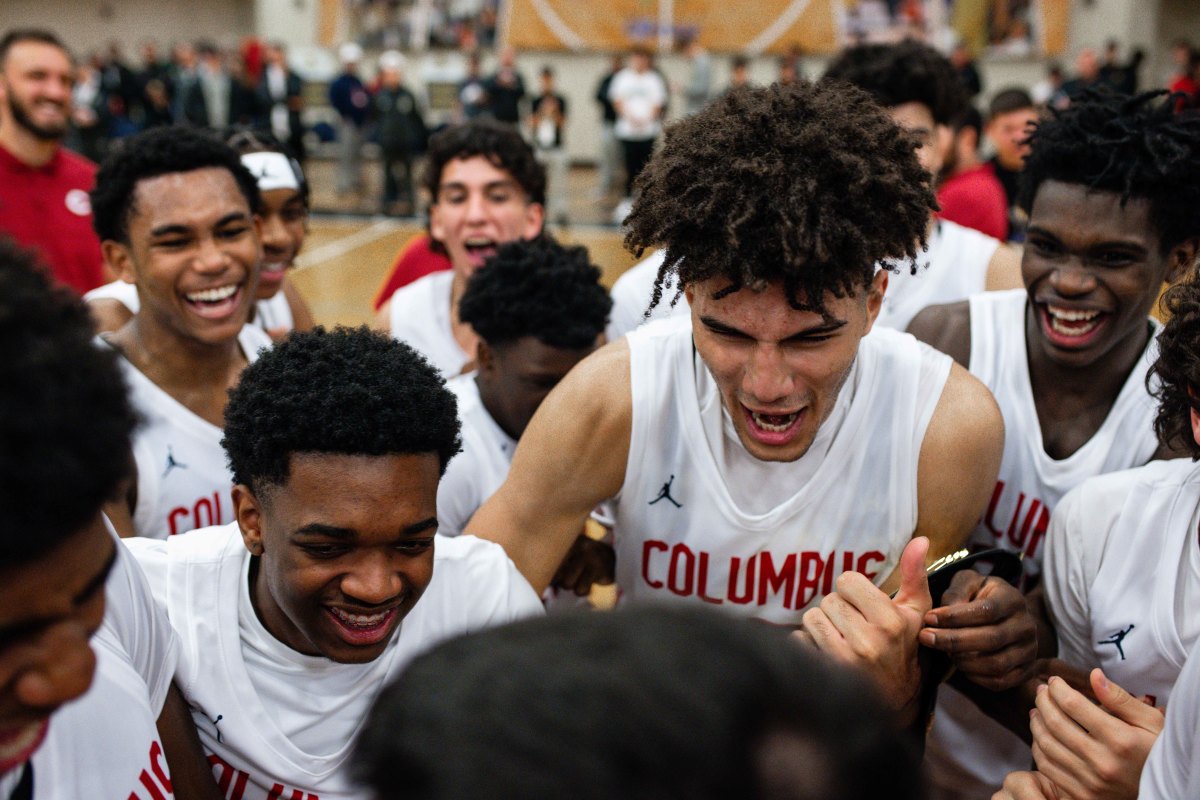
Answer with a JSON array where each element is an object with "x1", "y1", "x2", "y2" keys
[
  {"x1": 85, "y1": 129, "x2": 315, "y2": 341},
  {"x1": 123, "y1": 327, "x2": 543, "y2": 799},
  {"x1": 438, "y1": 236, "x2": 611, "y2": 537},
  {"x1": 374, "y1": 119, "x2": 545, "y2": 378},
  {"x1": 822, "y1": 40, "x2": 1023, "y2": 331},
  {"x1": 910, "y1": 91, "x2": 1200, "y2": 798},
  {"x1": 355, "y1": 606, "x2": 924, "y2": 800},
  {"x1": 1140, "y1": 642, "x2": 1200, "y2": 799},
  {"x1": 0, "y1": 239, "x2": 218, "y2": 798},
  {"x1": 91, "y1": 125, "x2": 273, "y2": 539},
  {"x1": 465, "y1": 81, "x2": 1015, "y2": 721}
]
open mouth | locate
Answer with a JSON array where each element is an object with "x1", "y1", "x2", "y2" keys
[
  {"x1": 742, "y1": 405, "x2": 804, "y2": 446},
  {"x1": 0, "y1": 721, "x2": 48, "y2": 775},
  {"x1": 1038, "y1": 303, "x2": 1109, "y2": 348},
  {"x1": 326, "y1": 606, "x2": 400, "y2": 647},
  {"x1": 463, "y1": 237, "x2": 498, "y2": 267},
  {"x1": 258, "y1": 262, "x2": 288, "y2": 288},
  {"x1": 183, "y1": 283, "x2": 243, "y2": 320}
]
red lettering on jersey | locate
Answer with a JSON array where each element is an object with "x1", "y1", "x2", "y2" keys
[
  {"x1": 642, "y1": 540, "x2": 667, "y2": 588},
  {"x1": 267, "y1": 784, "x2": 319, "y2": 800},
  {"x1": 127, "y1": 741, "x2": 173, "y2": 800},
  {"x1": 856, "y1": 551, "x2": 885, "y2": 580},
  {"x1": 166, "y1": 491, "x2": 227, "y2": 536},
  {"x1": 758, "y1": 552, "x2": 796, "y2": 608},
  {"x1": 667, "y1": 542, "x2": 695, "y2": 596},
  {"x1": 696, "y1": 551, "x2": 724, "y2": 604},
  {"x1": 795, "y1": 552, "x2": 824, "y2": 609},
  {"x1": 984, "y1": 481, "x2": 1007, "y2": 538},
  {"x1": 984, "y1": 482, "x2": 1051, "y2": 560},
  {"x1": 728, "y1": 554, "x2": 757, "y2": 604},
  {"x1": 149, "y1": 740, "x2": 173, "y2": 794},
  {"x1": 208, "y1": 753, "x2": 250, "y2": 800},
  {"x1": 168, "y1": 506, "x2": 189, "y2": 537}
]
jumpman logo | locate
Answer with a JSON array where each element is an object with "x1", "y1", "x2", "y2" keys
[
  {"x1": 212, "y1": 714, "x2": 224, "y2": 744},
  {"x1": 1097, "y1": 624, "x2": 1136, "y2": 661},
  {"x1": 162, "y1": 446, "x2": 188, "y2": 478},
  {"x1": 649, "y1": 475, "x2": 682, "y2": 508}
]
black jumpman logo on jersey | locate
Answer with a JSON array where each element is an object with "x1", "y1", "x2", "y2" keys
[
  {"x1": 212, "y1": 714, "x2": 224, "y2": 744},
  {"x1": 649, "y1": 475, "x2": 682, "y2": 508},
  {"x1": 1097, "y1": 624, "x2": 1136, "y2": 661},
  {"x1": 162, "y1": 446, "x2": 187, "y2": 478}
]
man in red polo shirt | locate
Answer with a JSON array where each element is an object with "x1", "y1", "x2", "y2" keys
[{"x1": 0, "y1": 29, "x2": 107, "y2": 294}]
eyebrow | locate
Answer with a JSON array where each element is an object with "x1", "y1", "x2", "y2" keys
[
  {"x1": 439, "y1": 179, "x2": 520, "y2": 194},
  {"x1": 293, "y1": 518, "x2": 440, "y2": 540},
  {"x1": 148, "y1": 211, "x2": 250, "y2": 238},
  {"x1": 1026, "y1": 226, "x2": 1149, "y2": 251},
  {"x1": 699, "y1": 315, "x2": 847, "y2": 341}
]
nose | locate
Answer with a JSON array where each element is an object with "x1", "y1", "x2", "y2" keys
[
  {"x1": 463, "y1": 190, "x2": 488, "y2": 225},
  {"x1": 340, "y1": 551, "x2": 404, "y2": 606},
  {"x1": 1049, "y1": 256, "x2": 1097, "y2": 297},
  {"x1": 259, "y1": 213, "x2": 291, "y2": 258},
  {"x1": 742, "y1": 344, "x2": 794, "y2": 406},
  {"x1": 41, "y1": 75, "x2": 71, "y2": 103},
  {"x1": 7, "y1": 622, "x2": 97, "y2": 715},
  {"x1": 193, "y1": 234, "x2": 232, "y2": 275}
]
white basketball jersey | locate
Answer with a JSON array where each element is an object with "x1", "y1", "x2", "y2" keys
[
  {"x1": 387, "y1": 271, "x2": 470, "y2": 379},
  {"x1": 925, "y1": 290, "x2": 1163, "y2": 800},
  {"x1": 10, "y1": 539, "x2": 181, "y2": 799},
  {"x1": 1141, "y1": 638, "x2": 1200, "y2": 800},
  {"x1": 85, "y1": 279, "x2": 296, "y2": 334},
  {"x1": 125, "y1": 523, "x2": 542, "y2": 800},
  {"x1": 100, "y1": 327, "x2": 272, "y2": 539},
  {"x1": 1046, "y1": 459, "x2": 1200, "y2": 703},
  {"x1": 437, "y1": 374, "x2": 515, "y2": 537},
  {"x1": 612, "y1": 318, "x2": 951, "y2": 625},
  {"x1": 605, "y1": 251, "x2": 689, "y2": 342},
  {"x1": 876, "y1": 219, "x2": 999, "y2": 331}
]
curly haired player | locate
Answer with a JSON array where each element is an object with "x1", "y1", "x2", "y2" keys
[{"x1": 464, "y1": 80, "x2": 1023, "y2": 727}]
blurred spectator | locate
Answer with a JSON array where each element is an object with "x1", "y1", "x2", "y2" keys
[
  {"x1": 609, "y1": 46, "x2": 667, "y2": 215},
  {"x1": 195, "y1": 40, "x2": 231, "y2": 129},
  {"x1": 1061, "y1": 47, "x2": 1103, "y2": 100},
  {"x1": 937, "y1": 106, "x2": 1007, "y2": 240},
  {"x1": 0, "y1": 29, "x2": 107, "y2": 294},
  {"x1": 593, "y1": 54, "x2": 622, "y2": 198},
  {"x1": 375, "y1": 51, "x2": 427, "y2": 216},
  {"x1": 1167, "y1": 39, "x2": 1193, "y2": 88},
  {"x1": 227, "y1": 54, "x2": 260, "y2": 128},
  {"x1": 1169, "y1": 46, "x2": 1199, "y2": 105},
  {"x1": 140, "y1": 78, "x2": 173, "y2": 129},
  {"x1": 486, "y1": 46, "x2": 525, "y2": 125},
  {"x1": 68, "y1": 56, "x2": 107, "y2": 162},
  {"x1": 1099, "y1": 39, "x2": 1139, "y2": 94},
  {"x1": 777, "y1": 57, "x2": 799, "y2": 85},
  {"x1": 727, "y1": 54, "x2": 751, "y2": 92},
  {"x1": 1030, "y1": 62, "x2": 1066, "y2": 108},
  {"x1": 329, "y1": 42, "x2": 370, "y2": 195},
  {"x1": 985, "y1": 88, "x2": 1038, "y2": 242},
  {"x1": 135, "y1": 40, "x2": 172, "y2": 124},
  {"x1": 950, "y1": 41, "x2": 981, "y2": 98},
  {"x1": 100, "y1": 41, "x2": 139, "y2": 122},
  {"x1": 373, "y1": 233, "x2": 452, "y2": 310},
  {"x1": 530, "y1": 66, "x2": 568, "y2": 225},
  {"x1": 680, "y1": 35, "x2": 712, "y2": 116},
  {"x1": 171, "y1": 41, "x2": 207, "y2": 125},
  {"x1": 458, "y1": 51, "x2": 488, "y2": 120},
  {"x1": 256, "y1": 41, "x2": 306, "y2": 163}
]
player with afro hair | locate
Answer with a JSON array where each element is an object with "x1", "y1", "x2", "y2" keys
[
  {"x1": 436, "y1": 236, "x2": 610, "y2": 540},
  {"x1": 465, "y1": 76, "x2": 1012, "y2": 733},
  {"x1": 1152, "y1": 271, "x2": 1200, "y2": 459}
]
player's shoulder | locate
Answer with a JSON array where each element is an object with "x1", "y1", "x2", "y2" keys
[
  {"x1": 906, "y1": 299, "x2": 972, "y2": 367},
  {"x1": 427, "y1": 534, "x2": 542, "y2": 613},
  {"x1": 56, "y1": 146, "x2": 98, "y2": 178},
  {"x1": 389, "y1": 269, "x2": 450, "y2": 309}
]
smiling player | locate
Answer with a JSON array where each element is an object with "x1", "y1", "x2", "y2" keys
[
  {"x1": 374, "y1": 119, "x2": 545, "y2": 378},
  {"x1": 123, "y1": 327, "x2": 541, "y2": 798},
  {"x1": 92, "y1": 125, "x2": 273, "y2": 539},
  {"x1": 909, "y1": 90, "x2": 1200, "y2": 799}
]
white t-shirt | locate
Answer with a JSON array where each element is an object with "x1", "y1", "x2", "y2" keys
[
  {"x1": 85, "y1": 279, "x2": 295, "y2": 334},
  {"x1": 437, "y1": 374, "x2": 515, "y2": 537},
  {"x1": 125, "y1": 523, "x2": 542, "y2": 800},
  {"x1": 608, "y1": 68, "x2": 668, "y2": 141},
  {"x1": 387, "y1": 270, "x2": 470, "y2": 379},
  {"x1": 925, "y1": 289, "x2": 1163, "y2": 800},
  {"x1": 605, "y1": 251, "x2": 689, "y2": 342},
  {"x1": 612, "y1": 317, "x2": 951, "y2": 624},
  {"x1": 1141, "y1": 638, "x2": 1200, "y2": 799},
  {"x1": 98, "y1": 327, "x2": 272, "y2": 539},
  {"x1": 0, "y1": 536, "x2": 181, "y2": 799},
  {"x1": 876, "y1": 219, "x2": 999, "y2": 331}
]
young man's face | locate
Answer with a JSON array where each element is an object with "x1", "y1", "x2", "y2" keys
[
  {"x1": 0, "y1": 40, "x2": 73, "y2": 141},
  {"x1": 106, "y1": 167, "x2": 261, "y2": 347},
  {"x1": 430, "y1": 156, "x2": 544, "y2": 279},
  {"x1": 477, "y1": 335, "x2": 599, "y2": 440},
  {"x1": 987, "y1": 108, "x2": 1038, "y2": 171},
  {"x1": 887, "y1": 102, "x2": 949, "y2": 189},
  {"x1": 1023, "y1": 179, "x2": 1195, "y2": 370},
  {"x1": 235, "y1": 452, "x2": 440, "y2": 665},
  {"x1": 256, "y1": 186, "x2": 307, "y2": 301},
  {"x1": 0, "y1": 514, "x2": 114, "y2": 774},
  {"x1": 687, "y1": 271, "x2": 885, "y2": 463}
]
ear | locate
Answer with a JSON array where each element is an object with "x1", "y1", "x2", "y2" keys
[
  {"x1": 522, "y1": 202, "x2": 545, "y2": 240},
  {"x1": 864, "y1": 269, "x2": 888, "y2": 332},
  {"x1": 429, "y1": 201, "x2": 446, "y2": 244},
  {"x1": 102, "y1": 240, "x2": 137, "y2": 284},
  {"x1": 476, "y1": 339, "x2": 495, "y2": 372},
  {"x1": 934, "y1": 123, "x2": 954, "y2": 167},
  {"x1": 1166, "y1": 238, "x2": 1199, "y2": 285},
  {"x1": 232, "y1": 484, "x2": 265, "y2": 556}
]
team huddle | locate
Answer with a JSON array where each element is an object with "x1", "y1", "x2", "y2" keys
[{"x1": 6, "y1": 24, "x2": 1200, "y2": 800}]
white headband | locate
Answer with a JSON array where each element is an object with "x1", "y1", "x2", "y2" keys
[{"x1": 241, "y1": 151, "x2": 301, "y2": 192}]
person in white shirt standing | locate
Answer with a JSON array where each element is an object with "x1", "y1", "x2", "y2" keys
[
  {"x1": 125, "y1": 326, "x2": 543, "y2": 800},
  {"x1": 0, "y1": 238, "x2": 218, "y2": 799},
  {"x1": 608, "y1": 46, "x2": 667, "y2": 222}
]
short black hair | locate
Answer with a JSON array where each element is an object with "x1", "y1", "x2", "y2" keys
[
  {"x1": 952, "y1": 105, "x2": 985, "y2": 136},
  {"x1": 90, "y1": 125, "x2": 261, "y2": 244},
  {"x1": 1019, "y1": 90, "x2": 1200, "y2": 255},
  {"x1": 458, "y1": 236, "x2": 611, "y2": 349},
  {"x1": 1151, "y1": 270, "x2": 1200, "y2": 459},
  {"x1": 625, "y1": 81, "x2": 935, "y2": 320},
  {"x1": 355, "y1": 606, "x2": 924, "y2": 800},
  {"x1": 223, "y1": 127, "x2": 310, "y2": 210},
  {"x1": 422, "y1": 118, "x2": 546, "y2": 206},
  {"x1": 223, "y1": 326, "x2": 461, "y2": 494},
  {"x1": 988, "y1": 87, "x2": 1035, "y2": 119},
  {"x1": 0, "y1": 28, "x2": 70, "y2": 67},
  {"x1": 822, "y1": 40, "x2": 968, "y2": 126},
  {"x1": 0, "y1": 238, "x2": 137, "y2": 563}
]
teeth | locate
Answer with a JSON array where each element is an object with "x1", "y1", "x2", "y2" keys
[
  {"x1": 1047, "y1": 305, "x2": 1101, "y2": 322},
  {"x1": 330, "y1": 608, "x2": 389, "y2": 628},
  {"x1": 186, "y1": 284, "x2": 238, "y2": 303},
  {"x1": 464, "y1": 239, "x2": 494, "y2": 249},
  {"x1": 261, "y1": 262, "x2": 286, "y2": 274},
  {"x1": 751, "y1": 410, "x2": 799, "y2": 432},
  {"x1": 1046, "y1": 305, "x2": 1104, "y2": 337}
]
